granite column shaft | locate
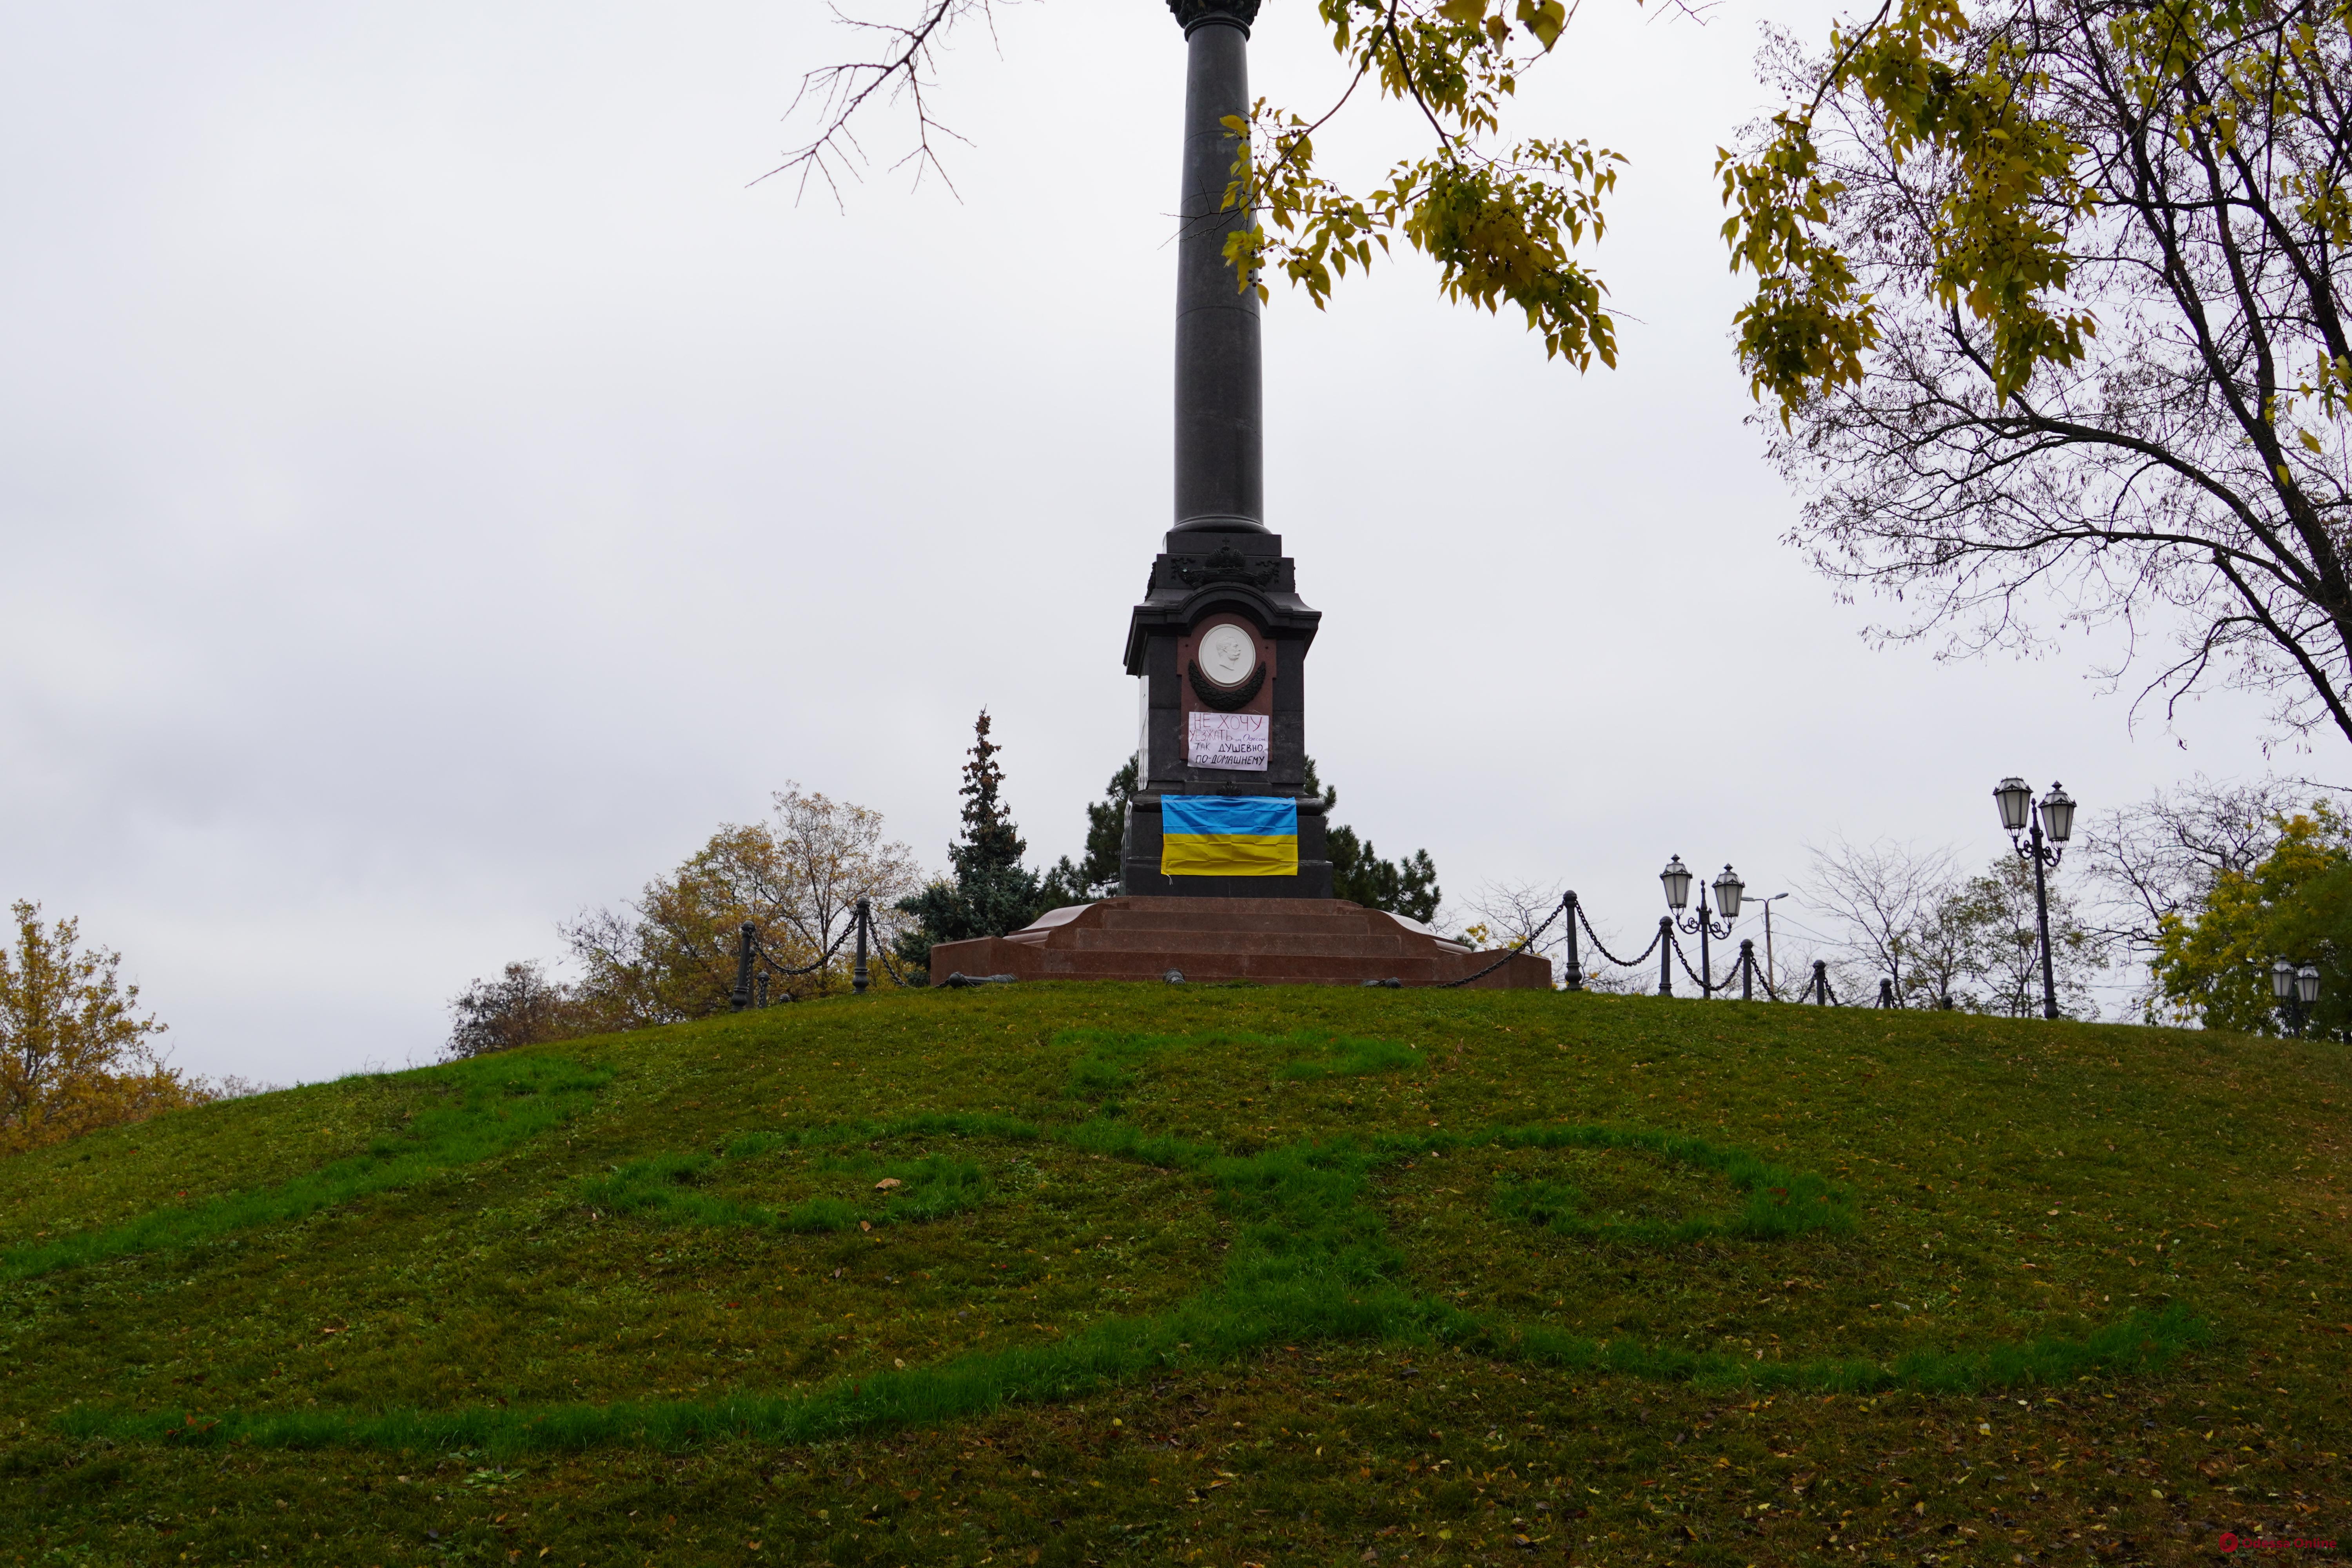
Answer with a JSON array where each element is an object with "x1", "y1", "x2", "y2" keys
[{"x1": 1172, "y1": 15, "x2": 1263, "y2": 533}]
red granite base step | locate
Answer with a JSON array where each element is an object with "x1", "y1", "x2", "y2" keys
[{"x1": 924, "y1": 897, "x2": 1553, "y2": 989}]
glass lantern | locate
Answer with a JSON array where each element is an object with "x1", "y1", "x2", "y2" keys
[
  {"x1": 1994, "y1": 777, "x2": 2034, "y2": 835},
  {"x1": 1659, "y1": 855, "x2": 1692, "y2": 911},
  {"x1": 1712, "y1": 864, "x2": 1745, "y2": 921},
  {"x1": 2039, "y1": 782, "x2": 2077, "y2": 844}
]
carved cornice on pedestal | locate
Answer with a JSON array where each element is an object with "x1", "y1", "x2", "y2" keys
[
  {"x1": 1175, "y1": 546, "x2": 1278, "y2": 589},
  {"x1": 1168, "y1": 0, "x2": 1259, "y2": 34}
]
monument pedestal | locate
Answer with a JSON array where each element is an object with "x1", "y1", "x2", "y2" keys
[
  {"x1": 926, "y1": 898, "x2": 1553, "y2": 988},
  {"x1": 1122, "y1": 531, "x2": 1327, "y2": 897}
]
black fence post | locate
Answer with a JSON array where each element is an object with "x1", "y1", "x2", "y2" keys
[
  {"x1": 853, "y1": 898, "x2": 871, "y2": 995},
  {"x1": 732, "y1": 921, "x2": 755, "y2": 1013},
  {"x1": 1811, "y1": 960, "x2": 1828, "y2": 1005},
  {"x1": 1878, "y1": 977, "x2": 1896, "y2": 1008},
  {"x1": 1740, "y1": 938, "x2": 1754, "y2": 1001},
  {"x1": 1561, "y1": 892, "x2": 1584, "y2": 992},
  {"x1": 757, "y1": 972, "x2": 769, "y2": 1009},
  {"x1": 1658, "y1": 916, "x2": 1673, "y2": 997}
]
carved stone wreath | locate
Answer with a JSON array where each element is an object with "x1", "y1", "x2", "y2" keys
[
  {"x1": 1188, "y1": 658, "x2": 1265, "y2": 711},
  {"x1": 1175, "y1": 545, "x2": 1278, "y2": 589}
]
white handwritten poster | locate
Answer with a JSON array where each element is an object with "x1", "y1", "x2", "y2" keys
[{"x1": 1188, "y1": 711, "x2": 1270, "y2": 771}]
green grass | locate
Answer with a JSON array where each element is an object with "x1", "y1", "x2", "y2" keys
[
  {"x1": 0, "y1": 1054, "x2": 609, "y2": 1281},
  {"x1": 1, "y1": 987, "x2": 2346, "y2": 1566}
]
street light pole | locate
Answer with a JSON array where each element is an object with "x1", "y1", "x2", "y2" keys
[
  {"x1": 2027, "y1": 814, "x2": 2056, "y2": 1018},
  {"x1": 1994, "y1": 777, "x2": 2076, "y2": 1021},
  {"x1": 2270, "y1": 959, "x2": 2324, "y2": 1037},
  {"x1": 1752, "y1": 892, "x2": 1789, "y2": 998},
  {"x1": 1661, "y1": 857, "x2": 1746, "y2": 996}
]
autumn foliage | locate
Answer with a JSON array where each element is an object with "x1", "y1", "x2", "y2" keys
[{"x1": 0, "y1": 900, "x2": 198, "y2": 1155}]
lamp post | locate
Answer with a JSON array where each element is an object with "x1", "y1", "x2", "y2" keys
[
  {"x1": 1994, "y1": 777, "x2": 2076, "y2": 1021},
  {"x1": 1661, "y1": 856, "x2": 1745, "y2": 996},
  {"x1": 2270, "y1": 958, "x2": 2323, "y2": 1036},
  {"x1": 1751, "y1": 892, "x2": 1789, "y2": 999}
]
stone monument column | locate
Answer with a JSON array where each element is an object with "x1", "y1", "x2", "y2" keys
[
  {"x1": 1120, "y1": 0, "x2": 1331, "y2": 898},
  {"x1": 920, "y1": 1, "x2": 1552, "y2": 980},
  {"x1": 1171, "y1": 0, "x2": 1264, "y2": 533}
]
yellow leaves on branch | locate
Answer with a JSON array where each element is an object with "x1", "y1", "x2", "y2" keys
[
  {"x1": 1717, "y1": 0, "x2": 2099, "y2": 416},
  {"x1": 1235, "y1": 1, "x2": 1622, "y2": 370},
  {"x1": 1232, "y1": 120, "x2": 1621, "y2": 368},
  {"x1": 1406, "y1": 152, "x2": 1620, "y2": 366},
  {"x1": 1716, "y1": 118, "x2": 1880, "y2": 417},
  {"x1": 1241, "y1": 0, "x2": 2203, "y2": 403},
  {"x1": 1, "y1": 900, "x2": 191, "y2": 1155},
  {"x1": 1431, "y1": 0, "x2": 1570, "y2": 50},
  {"x1": 1328, "y1": 0, "x2": 1563, "y2": 56}
]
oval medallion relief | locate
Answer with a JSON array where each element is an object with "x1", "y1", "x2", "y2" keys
[{"x1": 1196, "y1": 622, "x2": 1259, "y2": 688}]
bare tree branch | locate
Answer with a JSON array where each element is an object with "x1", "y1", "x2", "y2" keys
[
  {"x1": 1750, "y1": 0, "x2": 2352, "y2": 752},
  {"x1": 760, "y1": 0, "x2": 1014, "y2": 207}
]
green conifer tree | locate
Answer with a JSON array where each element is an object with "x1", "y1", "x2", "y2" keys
[{"x1": 896, "y1": 711, "x2": 1043, "y2": 976}]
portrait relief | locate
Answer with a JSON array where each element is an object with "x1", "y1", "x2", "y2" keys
[{"x1": 1197, "y1": 622, "x2": 1258, "y2": 686}]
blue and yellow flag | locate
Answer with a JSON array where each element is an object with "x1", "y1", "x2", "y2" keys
[{"x1": 1161, "y1": 795, "x2": 1299, "y2": 878}]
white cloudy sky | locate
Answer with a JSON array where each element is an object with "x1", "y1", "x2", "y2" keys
[{"x1": 0, "y1": 2, "x2": 2309, "y2": 1083}]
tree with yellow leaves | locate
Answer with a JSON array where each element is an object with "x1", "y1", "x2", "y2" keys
[
  {"x1": 555, "y1": 785, "x2": 924, "y2": 1031},
  {"x1": 2151, "y1": 805, "x2": 2351, "y2": 1039},
  {"x1": 1, "y1": 900, "x2": 198, "y2": 1154}
]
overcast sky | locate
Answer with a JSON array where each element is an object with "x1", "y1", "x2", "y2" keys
[{"x1": 0, "y1": 2, "x2": 2310, "y2": 1084}]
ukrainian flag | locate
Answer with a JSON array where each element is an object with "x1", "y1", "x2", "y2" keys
[{"x1": 1161, "y1": 795, "x2": 1299, "y2": 877}]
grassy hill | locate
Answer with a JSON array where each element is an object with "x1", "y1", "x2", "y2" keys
[{"x1": 2, "y1": 985, "x2": 2345, "y2": 1567}]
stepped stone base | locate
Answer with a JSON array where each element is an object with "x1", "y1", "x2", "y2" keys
[{"x1": 924, "y1": 897, "x2": 1553, "y2": 989}]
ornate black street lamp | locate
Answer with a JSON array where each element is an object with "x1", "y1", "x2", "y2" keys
[
  {"x1": 1994, "y1": 777, "x2": 2076, "y2": 1020},
  {"x1": 1659, "y1": 856, "x2": 1745, "y2": 996},
  {"x1": 2270, "y1": 958, "x2": 2323, "y2": 1036}
]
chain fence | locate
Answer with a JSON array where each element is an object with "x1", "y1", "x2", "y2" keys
[
  {"x1": 729, "y1": 897, "x2": 906, "y2": 1011},
  {"x1": 1554, "y1": 890, "x2": 1904, "y2": 1007},
  {"x1": 722, "y1": 889, "x2": 1911, "y2": 1005},
  {"x1": 1437, "y1": 897, "x2": 1566, "y2": 988}
]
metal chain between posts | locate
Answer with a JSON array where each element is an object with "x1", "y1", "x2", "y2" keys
[
  {"x1": 1670, "y1": 929, "x2": 1713, "y2": 992},
  {"x1": 755, "y1": 921, "x2": 857, "y2": 979},
  {"x1": 865, "y1": 902, "x2": 914, "y2": 989},
  {"x1": 1668, "y1": 932, "x2": 1769, "y2": 999},
  {"x1": 733, "y1": 899, "x2": 921, "y2": 1007},
  {"x1": 1555, "y1": 891, "x2": 1891, "y2": 1007},
  {"x1": 1419, "y1": 882, "x2": 1898, "y2": 1007},
  {"x1": 1574, "y1": 900, "x2": 1664, "y2": 968},
  {"x1": 1437, "y1": 898, "x2": 1565, "y2": 989},
  {"x1": 731, "y1": 885, "x2": 1892, "y2": 1006},
  {"x1": 731, "y1": 917, "x2": 862, "y2": 1010}
]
